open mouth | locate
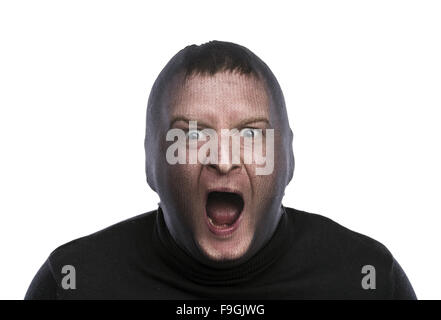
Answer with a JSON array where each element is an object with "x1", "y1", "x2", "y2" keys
[{"x1": 205, "y1": 191, "x2": 244, "y2": 236}]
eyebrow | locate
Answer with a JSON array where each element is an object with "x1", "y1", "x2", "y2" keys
[
  {"x1": 169, "y1": 116, "x2": 212, "y2": 129},
  {"x1": 169, "y1": 116, "x2": 270, "y2": 129},
  {"x1": 234, "y1": 117, "x2": 270, "y2": 128}
]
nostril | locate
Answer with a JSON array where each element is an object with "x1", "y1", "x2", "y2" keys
[{"x1": 207, "y1": 162, "x2": 241, "y2": 174}]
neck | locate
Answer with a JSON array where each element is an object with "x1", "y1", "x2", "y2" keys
[{"x1": 153, "y1": 205, "x2": 290, "y2": 285}]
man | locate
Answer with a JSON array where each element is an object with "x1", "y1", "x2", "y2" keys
[{"x1": 25, "y1": 41, "x2": 416, "y2": 299}]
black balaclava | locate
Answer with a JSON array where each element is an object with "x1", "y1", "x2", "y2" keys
[{"x1": 145, "y1": 41, "x2": 294, "y2": 266}]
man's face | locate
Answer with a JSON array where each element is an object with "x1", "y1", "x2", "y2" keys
[{"x1": 156, "y1": 72, "x2": 286, "y2": 262}]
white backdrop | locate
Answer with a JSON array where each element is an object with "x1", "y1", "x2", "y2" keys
[{"x1": 0, "y1": 0, "x2": 440, "y2": 299}]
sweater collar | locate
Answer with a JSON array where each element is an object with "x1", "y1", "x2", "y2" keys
[{"x1": 152, "y1": 205, "x2": 292, "y2": 286}]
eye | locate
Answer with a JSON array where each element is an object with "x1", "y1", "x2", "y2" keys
[
  {"x1": 186, "y1": 129, "x2": 205, "y2": 140},
  {"x1": 240, "y1": 128, "x2": 262, "y2": 139}
]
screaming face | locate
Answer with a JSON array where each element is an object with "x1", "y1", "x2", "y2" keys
[{"x1": 149, "y1": 71, "x2": 291, "y2": 263}]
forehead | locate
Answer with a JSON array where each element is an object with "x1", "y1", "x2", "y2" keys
[{"x1": 167, "y1": 72, "x2": 270, "y2": 126}]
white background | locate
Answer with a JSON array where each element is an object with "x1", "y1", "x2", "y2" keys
[{"x1": 0, "y1": 0, "x2": 440, "y2": 299}]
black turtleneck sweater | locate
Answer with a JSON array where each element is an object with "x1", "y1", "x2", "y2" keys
[{"x1": 24, "y1": 207, "x2": 416, "y2": 299}]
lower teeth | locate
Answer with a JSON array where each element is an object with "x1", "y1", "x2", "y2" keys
[{"x1": 208, "y1": 217, "x2": 230, "y2": 228}]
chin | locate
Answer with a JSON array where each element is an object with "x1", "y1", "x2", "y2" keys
[{"x1": 196, "y1": 233, "x2": 253, "y2": 261}]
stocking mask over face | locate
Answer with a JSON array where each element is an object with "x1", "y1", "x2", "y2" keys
[{"x1": 145, "y1": 41, "x2": 294, "y2": 265}]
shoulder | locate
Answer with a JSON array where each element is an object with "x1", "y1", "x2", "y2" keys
[
  {"x1": 47, "y1": 210, "x2": 157, "y2": 272},
  {"x1": 283, "y1": 206, "x2": 394, "y2": 268},
  {"x1": 281, "y1": 207, "x2": 416, "y2": 299},
  {"x1": 26, "y1": 210, "x2": 158, "y2": 299}
]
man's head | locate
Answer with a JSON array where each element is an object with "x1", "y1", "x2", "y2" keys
[{"x1": 145, "y1": 41, "x2": 294, "y2": 264}]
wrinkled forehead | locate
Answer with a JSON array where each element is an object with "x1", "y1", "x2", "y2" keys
[{"x1": 160, "y1": 72, "x2": 274, "y2": 129}]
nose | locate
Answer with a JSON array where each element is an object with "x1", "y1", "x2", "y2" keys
[
  {"x1": 207, "y1": 162, "x2": 241, "y2": 175},
  {"x1": 206, "y1": 135, "x2": 242, "y2": 175}
]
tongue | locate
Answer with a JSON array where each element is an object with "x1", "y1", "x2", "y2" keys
[{"x1": 206, "y1": 193, "x2": 242, "y2": 226}]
